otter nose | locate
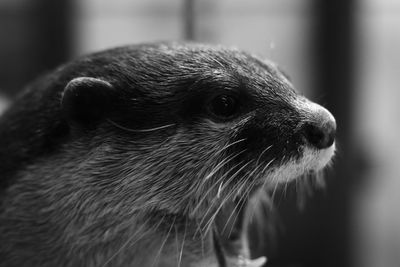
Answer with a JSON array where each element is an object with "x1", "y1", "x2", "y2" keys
[
  {"x1": 302, "y1": 110, "x2": 336, "y2": 149},
  {"x1": 304, "y1": 121, "x2": 336, "y2": 149}
]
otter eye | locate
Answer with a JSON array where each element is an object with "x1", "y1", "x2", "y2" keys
[{"x1": 210, "y1": 94, "x2": 239, "y2": 119}]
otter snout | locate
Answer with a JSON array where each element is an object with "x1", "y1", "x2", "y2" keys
[{"x1": 300, "y1": 103, "x2": 336, "y2": 150}]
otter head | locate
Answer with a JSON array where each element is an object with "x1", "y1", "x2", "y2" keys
[
  {"x1": 58, "y1": 42, "x2": 335, "y2": 221},
  {"x1": 0, "y1": 42, "x2": 335, "y2": 266}
]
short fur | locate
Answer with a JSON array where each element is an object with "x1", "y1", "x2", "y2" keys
[{"x1": 0, "y1": 42, "x2": 335, "y2": 267}]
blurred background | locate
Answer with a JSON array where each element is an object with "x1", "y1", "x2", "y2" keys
[{"x1": 0, "y1": 0, "x2": 399, "y2": 266}]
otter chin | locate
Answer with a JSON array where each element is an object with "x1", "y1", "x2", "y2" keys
[{"x1": 0, "y1": 42, "x2": 336, "y2": 267}]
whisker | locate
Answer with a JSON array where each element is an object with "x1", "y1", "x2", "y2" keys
[
  {"x1": 190, "y1": 150, "x2": 246, "y2": 217},
  {"x1": 246, "y1": 158, "x2": 276, "y2": 223},
  {"x1": 270, "y1": 176, "x2": 280, "y2": 205},
  {"x1": 236, "y1": 159, "x2": 264, "y2": 195},
  {"x1": 204, "y1": 149, "x2": 246, "y2": 181},
  {"x1": 261, "y1": 158, "x2": 275, "y2": 174},
  {"x1": 218, "y1": 177, "x2": 250, "y2": 236},
  {"x1": 220, "y1": 167, "x2": 259, "y2": 238},
  {"x1": 193, "y1": 161, "x2": 245, "y2": 237},
  {"x1": 177, "y1": 220, "x2": 187, "y2": 267},
  {"x1": 256, "y1": 145, "x2": 273, "y2": 166},
  {"x1": 174, "y1": 226, "x2": 180, "y2": 266},
  {"x1": 107, "y1": 118, "x2": 175, "y2": 133},
  {"x1": 224, "y1": 159, "x2": 265, "y2": 230},
  {"x1": 217, "y1": 182, "x2": 223, "y2": 199},
  {"x1": 211, "y1": 154, "x2": 271, "y2": 240},
  {"x1": 200, "y1": 180, "x2": 240, "y2": 236},
  {"x1": 214, "y1": 138, "x2": 247, "y2": 156},
  {"x1": 201, "y1": 190, "x2": 233, "y2": 235},
  {"x1": 222, "y1": 196, "x2": 246, "y2": 237},
  {"x1": 217, "y1": 161, "x2": 252, "y2": 193},
  {"x1": 194, "y1": 219, "x2": 206, "y2": 257},
  {"x1": 283, "y1": 179, "x2": 289, "y2": 197},
  {"x1": 233, "y1": 169, "x2": 263, "y2": 233},
  {"x1": 152, "y1": 216, "x2": 176, "y2": 267},
  {"x1": 200, "y1": 161, "x2": 252, "y2": 235},
  {"x1": 101, "y1": 216, "x2": 162, "y2": 267}
]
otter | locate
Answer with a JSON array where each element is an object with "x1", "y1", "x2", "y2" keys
[{"x1": 0, "y1": 42, "x2": 336, "y2": 267}]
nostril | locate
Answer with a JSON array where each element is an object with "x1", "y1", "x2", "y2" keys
[{"x1": 303, "y1": 120, "x2": 336, "y2": 149}]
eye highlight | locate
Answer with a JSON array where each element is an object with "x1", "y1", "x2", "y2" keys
[{"x1": 209, "y1": 94, "x2": 239, "y2": 120}]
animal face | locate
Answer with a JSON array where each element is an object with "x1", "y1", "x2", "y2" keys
[
  {"x1": 59, "y1": 43, "x2": 335, "y2": 217},
  {"x1": 0, "y1": 42, "x2": 336, "y2": 267}
]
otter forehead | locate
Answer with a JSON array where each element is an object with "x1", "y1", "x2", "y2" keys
[
  {"x1": 79, "y1": 42, "x2": 296, "y2": 100},
  {"x1": 69, "y1": 43, "x2": 298, "y2": 131}
]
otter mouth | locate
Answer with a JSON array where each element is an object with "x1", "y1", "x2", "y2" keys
[
  {"x1": 209, "y1": 142, "x2": 336, "y2": 267},
  {"x1": 212, "y1": 199, "x2": 268, "y2": 267},
  {"x1": 212, "y1": 227, "x2": 267, "y2": 267}
]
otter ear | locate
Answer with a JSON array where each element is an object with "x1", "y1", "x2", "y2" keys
[{"x1": 61, "y1": 77, "x2": 116, "y2": 127}]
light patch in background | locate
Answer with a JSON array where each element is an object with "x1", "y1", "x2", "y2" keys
[
  {"x1": 73, "y1": 0, "x2": 183, "y2": 56},
  {"x1": 353, "y1": 0, "x2": 400, "y2": 266},
  {"x1": 0, "y1": 95, "x2": 10, "y2": 115},
  {"x1": 194, "y1": 0, "x2": 313, "y2": 96},
  {"x1": 73, "y1": 0, "x2": 313, "y2": 97}
]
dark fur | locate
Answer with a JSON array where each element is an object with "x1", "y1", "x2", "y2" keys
[{"x1": 0, "y1": 42, "x2": 334, "y2": 266}]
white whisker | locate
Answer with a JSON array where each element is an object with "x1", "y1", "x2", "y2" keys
[
  {"x1": 101, "y1": 216, "x2": 162, "y2": 267},
  {"x1": 190, "y1": 150, "x2": 246, "y2": 217},
  {"x1": 217, "y1": 182, "x2": 223, "y2": 199},
  {"x1": 193, "y1": 161, "x2": 244, "y2": 237},
  {"x1": 200, "y1": 161, "x2": 252, "y2": 235},
  {"x1": 256, "y1": 145, "x2": 273, "y2": 166},
  {"x1": 215, "y1": 138, "x2": 246, "y2": 156},
  {"x1": 204, "y1": 149, "x2": 246, "y2": 181},
  {"x1": 177, "y1": 220, "x2": 187, "y2": 267},
  {"x1": 152, "y1": 216, "x2": 176, "y2": 267},
  {"x1": 107, "y1": 118, "x2": 175, "y2": 133}
]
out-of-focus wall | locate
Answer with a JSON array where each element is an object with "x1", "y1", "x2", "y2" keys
[
  {"x1": 353, "y1": 0, "x2": 400, "y2": 266},
  {"x1": 73, "y1": 0, "x2": 313, "y2": 96},
  {"x1": 192, "y1": 0, "x2": 313, "y2": 96},
  {"x1": 73, "y1": 0, "x2": 183, "y2": 55},
  {"x1": 0, "y1": 0, "x2": 71, "y2": 113}
]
